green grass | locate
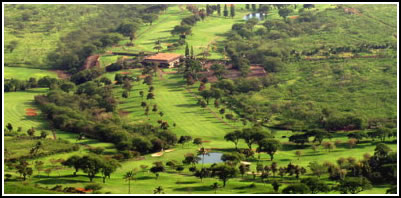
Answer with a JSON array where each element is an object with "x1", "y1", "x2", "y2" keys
[
  {"x1": 4, "y1": 88, "x2": 50, "y2": 131},
  {"x1": 3, "y1": 4, "x2": 397, "y2": 194},
  {"x1": 4, "y1": 66, "x2": 58, "y2": 80},
  {"x1": 4, "y1": 69, "x2": 396, "y2": 194},
  {"x1": 4, "y1": 4, "x2": 103, "y2": 68},
  {"x1": 4, "y1": 182, "x2": 64, "y2": 194}
]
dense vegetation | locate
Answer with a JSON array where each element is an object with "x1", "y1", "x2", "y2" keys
[
  {"x1": 214, "y1": 4, "x2": 397, "y2": 133},
  {"x1": 33, "y1": 80, "x2": 178, "y2": 155},
  {"x1": 3, "y1": 3, "x2": 398, "y2": 195}
]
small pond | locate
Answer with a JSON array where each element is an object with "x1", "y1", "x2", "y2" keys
[
  {"x1": 197, "y1": 152, "x2": 223, "y2": 164},
  {"x1": 243, "y1": 13, "x2": 266, "y2": 21}
]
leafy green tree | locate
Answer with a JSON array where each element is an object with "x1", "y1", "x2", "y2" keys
[
  {"x1": 34, "y1": 161, "x2": 44, "y2": 178},
  {"x1": 210, "y1": 64, "x2": 226, "y2": 79},
  {"x1": 6, "y1": 123, "x2": 13, "y2": 131},
  {"x1": 16, "y1": 160, "x2": 33, "y2": 181},
  {"x1": 142, "y1": 14, "x2": 158, "y2": 25},
  {"x1": 230, "y1": 4, "x2": 235, "y2": 18},
  {"x1": 245, "y1": 18, "x2": 259, "y2": 31},
  {"x1": 178, "y1": 136, "x2": 192, "y2": 148},
  {"x1": 336, "y1": 177, "x2": 372, "y2": 194},
  {"x1": 322, "y1": 142, "x2": 336, "y2": 152},
  {"x1": 27, "y1": 127, "x2": 35, "y2": 137},
  {"x1": 150, "y1": 161, "x2": 165, "y2": 180},
  {"x1": 185, "y1": 43, "x2": 190, "y2": 57},
  {"x1": 195, "y1": 167, "x2": 211, "y2": 182},
  {"x1": 101, "y1": 159, "x2": 121, "y2": 183},
  {"x1": 6, "y1": 40, "x2": 19, "y2": 53},
  {"x1": 272, "y1": 180, "x2": 281, "y2": 193},
  {"x1": 116, "y1": 21, "x2": 139, "y2": 38},
  {"x1": 79, "y1": 155, "x2": 105, "y2": 182},
  {"x1": 251, "y1": 4, "x2": 256, "y2": 11},
  {"x1": 40, "y1": 131, "x2": 48, "y2": 139},
  {"x1": 282, "y1": 183, "x2": 311, "y2": 194},
  {"x1": 193, "y1": 137, "x2": 203, "y2": 147},
  {"x1": 211, "y1": 164, "x2": 238, "y2": 187},
  {"x1": 223, "y1": 4, "x2": 228, "y2": 17},
  {"x1": 239, "y1": 163, "x2": 250, "y2": 178},
  {"x1": 257, "y1": 138, "x2": 281, "y2": 161},
  {"x1": 221, "y1": 152, "x2": 243, "y2": 166},
  {"x1": 224, "y1": 130, "x2": 242, "y2": 150},
  {"x1": 278, "y1": 8, "x2": 293, "y2": 21},
  {"x1": 171, "y1": 25, "x2": 192, "y2": 37},
  {"x1": 241, "y1": 127, "x2": 270, "y2": 150},
  {"x1": 62, "y1": 155, "x2": 82, "y2": 176},
  {"x1": 217, "y1": 4, "x2": 221, "y2": 16},
  {"x1": 301, "y1": 177, "x2": 330, "y2": 194},
  {"x1": 182, "y1": 153, "x2": 201, "y2": 167},
  {"x1": 308, "y1": 161, "x2": 327, "y2": 178}
]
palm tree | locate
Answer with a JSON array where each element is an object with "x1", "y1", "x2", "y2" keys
[
  {"x1": 124, "y1": 170, "x2": 136, "y2": 194},
  {"x1": 197, "y1": 147, "x2": 209, "y2": 169}
]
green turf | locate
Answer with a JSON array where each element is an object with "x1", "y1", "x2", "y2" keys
[
  {"x1": 4, "y1": 67, "x2": 58, "y2": 80},
  {"x1": 3, "y1": 4, "x2": 397, "y2": 195}
]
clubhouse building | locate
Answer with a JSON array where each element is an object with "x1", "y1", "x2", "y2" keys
[{"x1": 143, "y1": 53, "x2": 183, "y2": 68}]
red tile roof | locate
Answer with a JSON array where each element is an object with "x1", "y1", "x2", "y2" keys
[{"x1": 144, "y1": 53, "x2": 183, "y2": 62}]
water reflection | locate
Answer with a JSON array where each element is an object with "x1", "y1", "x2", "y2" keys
[{"x1": 197, "y1": 152, "x2": 223, "y2": 164}]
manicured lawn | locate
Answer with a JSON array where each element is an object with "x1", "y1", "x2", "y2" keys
[
  {"x1": 4, "y1": 67, "x2": 58, "y2": 80},
  {"x1": 3, "y1": 4, "x2": 397, "y2": 195}
]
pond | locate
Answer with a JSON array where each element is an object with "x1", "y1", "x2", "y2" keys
[
  {"x1": 243, "y1": 13, "x2": 266, "y2": 21},
  {"x1": 197, "y1": 152, "x2": 223, "y2": 164}
]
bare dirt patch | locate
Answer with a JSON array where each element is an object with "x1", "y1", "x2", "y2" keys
[
  {"x1": 120, "y1": 71, "x2": 132, "y2": 75},
  {"x1": 289, "y1": 15, "x2": 299, "y2": 19},
  {"x1": 82, "y1": 55, "x2": 100, "y2": 70},
  {"x1": 50, "y1": 70, "x2": 71, "y2": 79},
  {"x1": 118, "y1": 110, "x2": 130, "y2": 117},
  {"x1": 25, "y1": 108, "x2": 38, "y2": 116},
  {"x1": 200, "y1": 63, "x2": 267, "y2": 83}
]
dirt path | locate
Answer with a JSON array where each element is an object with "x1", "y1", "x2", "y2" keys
[
  {"x1": 50, "y1": 69, "x2": 71, "y2": 79},
  {"x1": 82, "y1": 54, "x2": 100, "y2": 70}
]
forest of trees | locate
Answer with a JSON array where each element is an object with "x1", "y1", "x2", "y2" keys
[{"x1": 47, "y1": 5, "x2": 167, "y2": 74}]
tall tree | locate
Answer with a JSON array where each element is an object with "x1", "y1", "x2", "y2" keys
[
  {"x1": 211, "y1": 164, "x2": 238, "y2": 187},
  {"x1": 217, "y1": 4, "x2": 221, "y2": 16},
  {"x1": 224, "y1": 130, "x2": 242, "y2": 150},
  {"x1": 185, "y1": 43, "x2": 190, "y2": 58},
  {"x1": 101, "y1": 159, "x2": 121, "y2": 183},
  {"x1": 257, "y1": 138, "x2": 281, "y2": 161},
  {"x1": 223, "y1": 4, "x2": 228, "y2": 17},
  {"x1": 230, "y1": 4, "x2": 235, "y2": 18},
  {"x1": 301, "y1": 177, "x2": 330, "y2": 194},
  {"x1": 79, "y1": 155, "x2": 105, "y2": 182},
  {"x1": 124, "y1": 170, "x2": 136, "y2": 194}
]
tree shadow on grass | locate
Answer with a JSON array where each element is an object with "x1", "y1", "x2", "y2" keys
[
  {"x1": 135, "y1": 176, "x2": 154, "y2": 180},
  {"x1": 301, "y1": 152, "x2": 325, "y2": 157},
  {"x1": 167, "y1": 88, "x2": 184, "y2": 92},
  {"x1": 35, "y1": 178, "x2": 88, "y2": 185},
  {"x1": 176, "y1": 103, "x2": 199, "y2": 108},
  {"x1": 173, "y1": 185, "x2": 212, "y2": 192},
  {"x1": 175, "y1": 181, "x2": 198, "y2": 184}
]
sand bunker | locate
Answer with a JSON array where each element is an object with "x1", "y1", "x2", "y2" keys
[
  {"x1": 164, "y1": 149, "x2": 175, "y2": 153},
  {"x1": 151, "y1": 152, "x2": 164, "y2": 157}
]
